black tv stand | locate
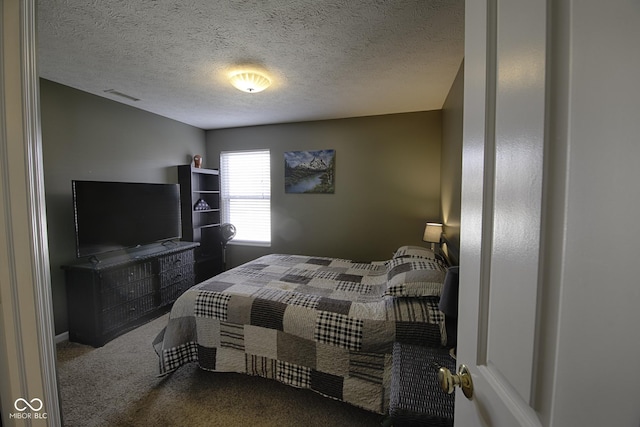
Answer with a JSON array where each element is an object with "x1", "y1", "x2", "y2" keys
[{"x1": 62, "y1": 241, "x2": 199, "y2": 347}]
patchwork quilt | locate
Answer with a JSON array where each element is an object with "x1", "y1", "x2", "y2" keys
[{"x1": 153, "y1": 254, "x2": 446, "y2": 414}]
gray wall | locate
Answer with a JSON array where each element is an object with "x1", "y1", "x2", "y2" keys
[
  {"x1": 40, "y1": 79, "x2": 205, "y2": 334},
  {"x1": 205, "y1": 111, "x2": 442, "y2": 267},
  {"x1": 40, "y1": 79, "x2": 461, "y2": 335},
  {"x1": 441, "y1": 61, "x2": 464, "y2": 254}
]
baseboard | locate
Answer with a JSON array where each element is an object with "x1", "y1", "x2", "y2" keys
[{"x1": 55, "y1": 331, "x2": 69, "y2": 344}]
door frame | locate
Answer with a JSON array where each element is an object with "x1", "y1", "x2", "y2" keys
[{"x1": 0, "y1": 0, "x2": 61, "y2": 424}]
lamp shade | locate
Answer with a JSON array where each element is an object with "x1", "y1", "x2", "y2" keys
[
  {"x1": 229, "y1": 70, "x2": 271, "y2": 93},
  {"x1": 423, "y1": 222, "x2": 443, "y2": 243}
]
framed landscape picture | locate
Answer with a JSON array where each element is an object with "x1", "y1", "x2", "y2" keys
[{"x1": 284, "y1": 149, "x2": 335, "y2": 194}]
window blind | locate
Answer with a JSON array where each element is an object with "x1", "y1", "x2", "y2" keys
[{"x1": 220, "y1": 150, "x2": 271, "y2": 245}]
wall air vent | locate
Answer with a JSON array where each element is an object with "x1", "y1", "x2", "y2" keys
[{"x1": 103, "y1": 89, "x2": 140, "y2": 102}]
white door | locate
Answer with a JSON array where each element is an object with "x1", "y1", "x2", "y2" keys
[
  {"x1": 455, "y1": 1, "x2": 640, "y2": 426},
  {"x1": 455, "y1": 0, "x2": 547, "y2": 425}
]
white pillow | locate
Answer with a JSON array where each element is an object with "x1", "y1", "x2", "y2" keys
[
  {"x1": 384, "y1": 257, "x2": 447, "y2": 297},
  {"x1": 392, "y1": 245, "x2": 435, "y2": 260}
]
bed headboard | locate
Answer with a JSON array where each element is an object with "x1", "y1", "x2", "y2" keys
[
  {"x1": 439, "y1": 233, "x2": 460, "y2": 348},
  {"x1": 440, "y1": 233, "x2": 459, "y2": 267}
]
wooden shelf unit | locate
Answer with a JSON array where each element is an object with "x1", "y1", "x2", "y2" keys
[{"x1": 177, "y1": 165, "x2": 223, "y2": 283}]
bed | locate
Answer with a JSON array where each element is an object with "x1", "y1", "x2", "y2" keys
[{"x1": 153, "y1": 245, "x2": 452, "y2": 414}]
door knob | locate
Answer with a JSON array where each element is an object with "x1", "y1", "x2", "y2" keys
[{"x1": 438, "y1": 364, "x2": 474, "y2": 399}]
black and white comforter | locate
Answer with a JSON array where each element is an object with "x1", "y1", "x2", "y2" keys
[{"x1": 154, "y1": 253, "x2": 447, "y2": 414}]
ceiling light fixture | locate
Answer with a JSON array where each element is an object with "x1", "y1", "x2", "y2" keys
[{"x1": 229, "y1": 70, "x2": 271, "y2": 93}]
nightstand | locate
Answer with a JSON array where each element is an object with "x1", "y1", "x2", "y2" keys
[{"x1": 388, "y1": 343, "x2": 455, "y2": 426}]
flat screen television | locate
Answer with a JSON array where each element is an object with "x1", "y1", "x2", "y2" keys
[{"x1": 72, "y1": 180, "x2": 182, "y2": 258}]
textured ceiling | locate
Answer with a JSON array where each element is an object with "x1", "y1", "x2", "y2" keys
[{"x1": 38, "y1": 0, "x2": 464, "y2": 130}]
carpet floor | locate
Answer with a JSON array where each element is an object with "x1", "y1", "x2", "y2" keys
[{"x1": 56, "y1": 313, "x2": 385, "y2": 426}]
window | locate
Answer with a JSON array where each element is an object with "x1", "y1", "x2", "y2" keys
[{"x1": 220, "y1": 150, "x2": 271, "y2": 245}]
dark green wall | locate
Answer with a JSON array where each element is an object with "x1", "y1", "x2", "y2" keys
[
  {"x1": 40, "y1": 79, "x2": 205, "y2": 334},
  {"x1": 205, "y1": 111, "x2": 443, "y2": 267}
]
